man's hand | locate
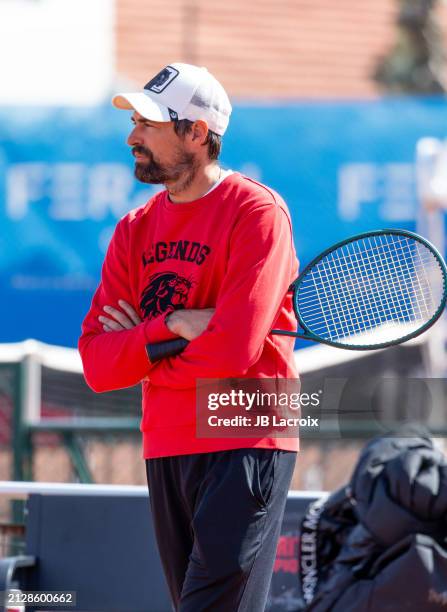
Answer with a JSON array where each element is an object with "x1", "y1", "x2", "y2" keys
[
  {"x1": 99, "y1": 300, "x2": 141, "y2": 331},
  {"x1": 166, "y1": 308, "x2": 215, "y2": 341}
]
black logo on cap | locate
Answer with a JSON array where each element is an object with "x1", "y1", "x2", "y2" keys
[{"x1": 145, "y1": 66, "x2": 179, "y2": 94}]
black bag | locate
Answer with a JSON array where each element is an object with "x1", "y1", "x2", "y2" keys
[
  {"x1": 328, "y1": 534, "x2": 447, "y2": 612},
  {"x1": 299, "y1": 431, "x2": 447, "y2": 611}
]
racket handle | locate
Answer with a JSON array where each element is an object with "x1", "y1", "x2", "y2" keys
[{"x1": 146, "y1": 338, "x2": 190, "y2": 362}]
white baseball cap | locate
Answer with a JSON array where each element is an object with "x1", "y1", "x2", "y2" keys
[{"x1": 112, "y1": 63, "x2": 232, "y2": 136}]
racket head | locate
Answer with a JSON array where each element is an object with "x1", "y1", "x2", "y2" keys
[{"x1": 293, "y1": 229, "x2": 447, "y2": 350}]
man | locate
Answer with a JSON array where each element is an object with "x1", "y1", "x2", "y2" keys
[{"x1": 79, "y1": 62, "x2": 299, "y2": 611}]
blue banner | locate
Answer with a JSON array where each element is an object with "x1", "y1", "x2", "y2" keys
[{"x1": 1, "y1": 99, "x2": 446, "y2": 346}]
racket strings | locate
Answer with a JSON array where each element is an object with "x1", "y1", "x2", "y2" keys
[
  {"x1": 299, "y1": 257, "x2": 435, "y2": 319},
  {"x1": 297, "y1": 235, "x2": 444, "y2": 345},
  {"x1": 300, "y1": 255, "x2": 434, "y2": 316},
  {"x1": 372, "y1": 236, "x2": 431, "y2": 322},
  {"x1": 298, "y1": 260, "x2": 435, "y2": 310},
  {"x1": 328, "y1": 237, "x2": 436, "y2": 338},
  {"x1": 325, "y1": 241, "x2": 432, "y2": 336}
]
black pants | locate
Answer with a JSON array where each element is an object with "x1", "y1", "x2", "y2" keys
[{"x1": 145, "y1": 448, "x2": 297, "y2": 612}]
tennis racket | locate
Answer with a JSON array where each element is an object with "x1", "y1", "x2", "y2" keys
[{"x1": 146, "y1": 229, "x2": 447, "y2": 362}]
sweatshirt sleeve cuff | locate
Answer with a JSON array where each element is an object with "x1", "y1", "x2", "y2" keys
[{"x1": 143, "y1": 312, "x2": 179, "y2": 344}]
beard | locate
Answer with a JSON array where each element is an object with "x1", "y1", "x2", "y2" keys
[{"x1": 132, "y1": 145, "x2": 199, "y2": 192}]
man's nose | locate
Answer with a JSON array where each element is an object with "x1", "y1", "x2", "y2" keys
[{"x1": 127, "y1": 127, "x2": 140, "y2": 147}]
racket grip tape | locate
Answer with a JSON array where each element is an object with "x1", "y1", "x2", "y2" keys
[{"x1": 146, "y1": 338, "x2": 190, "y2": 362}]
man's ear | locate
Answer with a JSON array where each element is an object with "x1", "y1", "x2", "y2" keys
[{"x1": 190, "y1": 120, "x2": 209, "y2": 145}]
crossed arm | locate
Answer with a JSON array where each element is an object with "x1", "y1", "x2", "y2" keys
[{"x1": 98, "y1": 301, "x2": 215, "y2": 340}]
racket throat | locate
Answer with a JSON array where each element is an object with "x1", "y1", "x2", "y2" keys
[{"x1": 271, "y1": 329, "x2": 311, "y2": 340}]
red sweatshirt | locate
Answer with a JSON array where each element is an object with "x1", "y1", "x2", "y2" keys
[{"x1": 79, "y1": 172, "x2": 300, "y2": 458}]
